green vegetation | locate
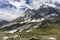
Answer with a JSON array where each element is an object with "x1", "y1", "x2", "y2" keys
[{"x1": 0, "y1": 18, "x2": 60, "y2": 40}]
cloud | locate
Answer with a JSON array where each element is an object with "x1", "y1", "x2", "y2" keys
[
  {"x1": 0, "y1": 0, "x2": 60, "y2": 21},
  {"x1": 8, "y1": 0, "x2": 26, "y2": 9},
  {"x1": 0, "y1": 8, "x2": 25, "y2": 21}
]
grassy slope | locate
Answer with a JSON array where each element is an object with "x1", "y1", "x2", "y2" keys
[{"x1": 0, "y1": 19, "x2": 60, "y2": 40}]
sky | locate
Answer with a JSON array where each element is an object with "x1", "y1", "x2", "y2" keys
[{"x1": 0, "y1": 0, "x2": 60, "y2": 21}]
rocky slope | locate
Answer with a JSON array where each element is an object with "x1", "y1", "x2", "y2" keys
[{"x1": 0, "y1": 17, "x2": 60, "y2": 40}]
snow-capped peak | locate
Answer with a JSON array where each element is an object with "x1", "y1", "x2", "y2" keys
[{"x1": 0, "y1": 0, "x2": 60, "y2": 21}]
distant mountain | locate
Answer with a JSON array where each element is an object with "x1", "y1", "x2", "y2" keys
[
  {"x1": 13, "y1": 4, "x2": 60, "y2": 23},
  {"x1": 0, "y1": 20, "x2": 9, "y2": 27}
]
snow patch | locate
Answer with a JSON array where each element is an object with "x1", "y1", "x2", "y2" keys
[
  {"x1": 3, "y1": 36, "x2": 8, "y2": 40},
  {"x1": 19, "y1": 29, "x2": 23, "y2": 32},
  {"x1": 40, "y1": 18, "x2": 45, "y2": 22},
  {"x1": 26, "y1": 29, "x2": 32, "y2": 32},
  {"x1": 47, "y1": 37, "x2": 57, "y2": 40},
  {"x1": 31, "y1": 19, "x2": 41, "y2": 22},
  {"x1": 9, "y1": 30, "x2": 17, "y2": 34}
]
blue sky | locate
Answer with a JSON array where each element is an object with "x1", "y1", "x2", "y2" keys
[
  {"x1": 0, "y1": 2, "x2": 16, "y2": 9},
  {"x1": 0, "y1": 0, "x2": 31, "y2": 9}
]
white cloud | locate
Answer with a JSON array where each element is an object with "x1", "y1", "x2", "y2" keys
[
  {"x1": 0, "y1": 0, "x2": 60, "y2": 21},
  {"x1": 0, "y1": 8, "x2": 25, "y2": 21},
  {"x1": 25, "y1": 0, "x2": 60, "y2": 10},
  {"x1": 8, "y1": 0, "x2": 26, "y2": 9}
]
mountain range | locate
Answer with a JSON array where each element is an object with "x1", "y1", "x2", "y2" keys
[{"x1": 0, "y1": 0, "x2": 60, "y2": 27}]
